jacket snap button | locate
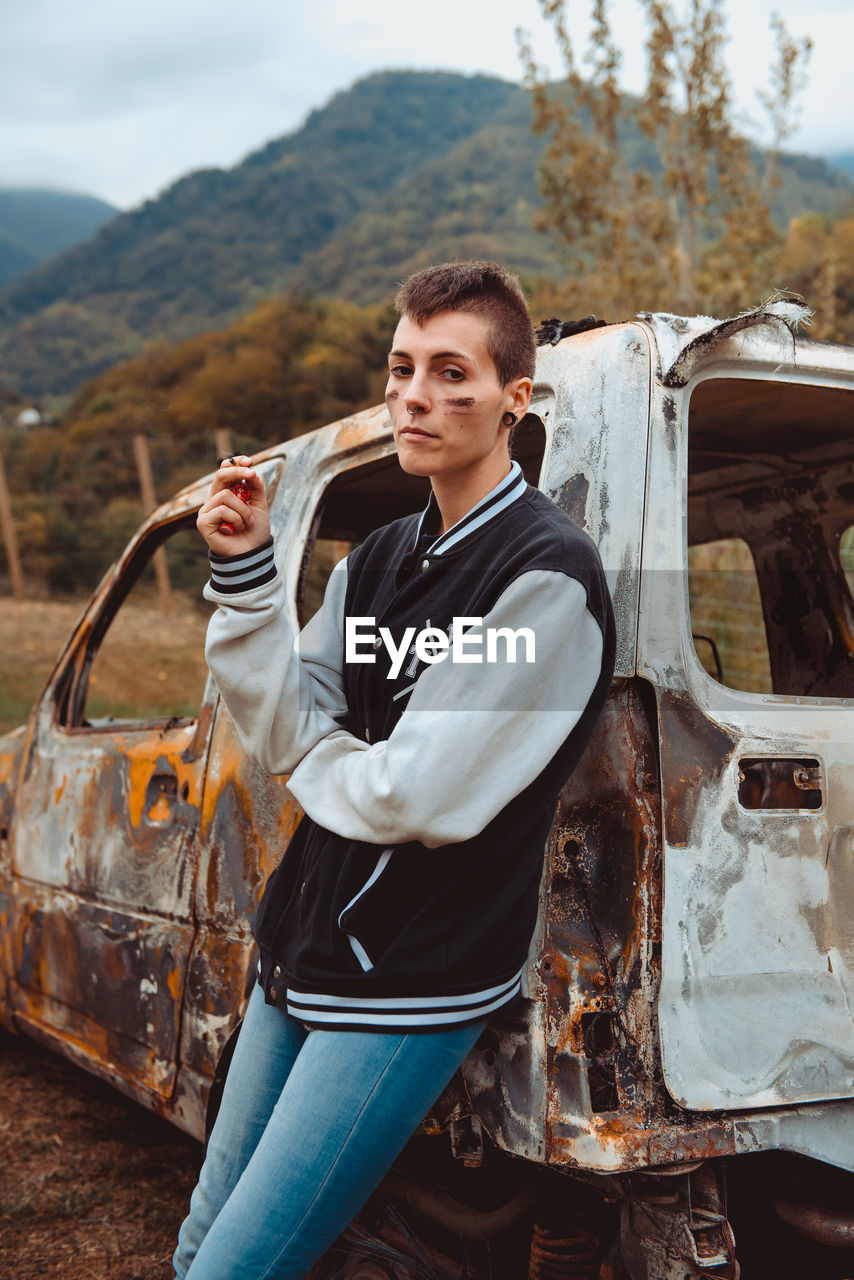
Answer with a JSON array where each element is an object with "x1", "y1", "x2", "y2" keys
[
  {"x1": 420, "y1": 558, "x2": 430, "y2": 572},
  {"x1": 269, "y1": 986, "x2": 277, "y2": 1000},
  {"x1": 372, "y1": 636, "x2": 382, "y2": 649},
  {"x1": 273, "y1": 964, "x2": 281, "y2": 979}
]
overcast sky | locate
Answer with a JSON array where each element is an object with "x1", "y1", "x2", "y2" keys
[{"x1": 1, "y1": 0, "x2": 850, "y2": 210}]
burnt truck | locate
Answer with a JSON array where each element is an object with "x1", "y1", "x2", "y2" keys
[{"x1": 1, "y1": 303, "x2": 853, "y2": 1278}]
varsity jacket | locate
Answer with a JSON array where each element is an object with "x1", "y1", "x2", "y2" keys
[{"x1": 204, "y1": 461, "x2": 616, "y2": 1030}]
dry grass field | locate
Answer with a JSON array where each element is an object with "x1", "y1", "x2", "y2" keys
[
  {"x1": 0, "y1": 598, "x2": 84, "y2": 735},
  {"x1": 0, "y1": 593, "x2": 210, "y2": 735}
]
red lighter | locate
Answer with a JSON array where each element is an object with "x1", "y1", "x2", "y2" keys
[{"x1": 218, "y1": 479, "x2": 252, "y2": 535}]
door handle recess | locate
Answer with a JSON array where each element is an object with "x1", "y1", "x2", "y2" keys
[
  {"x1": 145, "y1": 773, "x2": 178, "y2": 823},
  {"x1": 737, "y1": 757, "x2": 822, "y2": 810}
]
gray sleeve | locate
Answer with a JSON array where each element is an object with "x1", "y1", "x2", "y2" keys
[
  {"x1": 285, "y1": 569, "x2": 605, "y2": 847},
  {"x1": 203, "y1": 555, "x2": 350, "y2": 773}
]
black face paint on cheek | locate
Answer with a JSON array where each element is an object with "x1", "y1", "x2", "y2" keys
[
  {"x1": 445, "y1": 397, "x2": 476, "y2": 408},
  {"x1": 386, "y1": 388, "x2": 400, "y2": 401}
]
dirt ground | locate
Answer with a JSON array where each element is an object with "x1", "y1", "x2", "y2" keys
[{"x1": 0, "y1": 1028, "x2": 200, "y2": 1279}]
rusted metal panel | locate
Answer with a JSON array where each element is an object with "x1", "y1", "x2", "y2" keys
[
  {"x1": 10, "y1": 885, "x2": 186, "y2": 1097},
  {"x1": 465, "y1": 680, "x2": 666, "y2": 1172},
  {"x1": 535, "y1": 323, "x2": 652, "y2": 678},
  {"x1": 0, "y1": 725, "x2": 27, "y2": 1030},
  {"x1": 459, "y1": 343, "x2": 660, "y2": 1170},
  {"x1": 656, "y1": 680, "x2": 854, "y2": 1112},
  {"x1": 8, "y1": 712, "x2": 209, "y2": 1096},
  {"x1": 465, "y1": 316, "x2": 854, "y2": 1175},
  {"x1": 637, "y1": 315, "x2": 854, "y2": 1121},
  {"x1": 4, "y1": 482, "x2": 219, "y2": 1101}
]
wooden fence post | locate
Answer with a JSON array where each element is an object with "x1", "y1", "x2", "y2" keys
[
  {"x1": 0, "y1": 442, "x2": 24, "y2": 600},
  {"x1": 132, "y1": 433, "x2": 172, "y2": 614}
]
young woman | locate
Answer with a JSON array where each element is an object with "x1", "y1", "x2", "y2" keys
[{"x1": 175, "y1": 260, "x2": 615, "y2": 1279}]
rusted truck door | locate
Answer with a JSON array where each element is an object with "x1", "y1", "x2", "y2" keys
[
  {"x1": 639, "y1": 321, "x2": 854, "y2": 1126},
  {"x1": 9, "y1": 508, "x2": 215, "y2": 1103}
]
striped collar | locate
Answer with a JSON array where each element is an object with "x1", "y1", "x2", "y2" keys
[{"x1": 413, "y1": 460, "x2": 528, "y2": 556}]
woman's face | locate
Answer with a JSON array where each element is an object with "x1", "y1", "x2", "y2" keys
[{"x1": 385, "y1": 309, "x2": 531, "y2": 483}]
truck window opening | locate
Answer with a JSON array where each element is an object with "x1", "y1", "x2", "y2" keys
[
  {"x1": 687, "y1": 378, "x2": 854, "y2": 698},
  {"x1": 61, "y1": 519, "x2": 211, "y2": 730}
]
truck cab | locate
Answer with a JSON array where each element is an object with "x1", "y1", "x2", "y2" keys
[{"x1": 1, "y1": 303, "x2": 853, "y2": 1277}]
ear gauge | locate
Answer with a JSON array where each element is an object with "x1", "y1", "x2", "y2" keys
[{"x1": 502, "y1": 412, "x2": 518, "y2": 428}]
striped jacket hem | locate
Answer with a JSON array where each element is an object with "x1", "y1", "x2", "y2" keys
[{"x1": 256, "y1": 963, "x2": 525, "y2": 1029}]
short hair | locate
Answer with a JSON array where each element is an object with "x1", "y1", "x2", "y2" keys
[{"x1": 394, "y1": 260, "x2": 536, "y2": 386}]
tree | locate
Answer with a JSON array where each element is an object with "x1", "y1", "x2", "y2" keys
[
  {"x1": 518, "y1": 0, "x2": 812, "y2": 318},
  {"x1": 0, "y1": 294, "x2": 398, "y2": 596},
  {"x1": 778, "y1": 211, "x2": 854, "y2": 343}
]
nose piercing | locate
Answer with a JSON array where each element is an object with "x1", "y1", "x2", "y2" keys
[{"x1": 407, "y1": 407, "x2": 418, "y2": 416}]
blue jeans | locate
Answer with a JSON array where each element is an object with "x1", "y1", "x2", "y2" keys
[{"x1": 173, "y1": 982, "x2": 488, "y2": 1279}]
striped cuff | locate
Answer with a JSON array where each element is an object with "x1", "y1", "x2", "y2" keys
[{"x1": 209, "y1": 537, "x2": 277, "y2": 594}]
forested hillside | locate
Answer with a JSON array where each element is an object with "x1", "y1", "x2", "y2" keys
[
  {"x1": 1, "y1": 295, "x2": 395, "y2": 595},
  {"x1": 0, "y1": 74, "x2": 522, "y2": 397},
  {"x1": 0, "y1": 188, "x2": 116, "y2": 291},
  {"x1": 828, "y1": 153, "x2": 854, "y2": 180},
  {"x1": 5, "y1": 182, "x2": 854, "y2": 601},
  {"x1": 0, "y1": 70, "x2": 850, "y2": 398}
]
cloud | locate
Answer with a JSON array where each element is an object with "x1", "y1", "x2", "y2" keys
[{"x1": 0, "y1": 0, "x2": 850, "y2": 208}]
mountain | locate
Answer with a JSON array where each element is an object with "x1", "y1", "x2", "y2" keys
[
  {"x1": 287, "y1": 89, "x2": 548, "y2": 302},
  {"x1": 0, "y1": 70, "x2": 851, "y2": 399},
  {"x1": 0, "y1": 188, "x2": 116, "y2": 291},
  {"x1": 826, "y1": 153, "x2": 854, "y2": 181}
]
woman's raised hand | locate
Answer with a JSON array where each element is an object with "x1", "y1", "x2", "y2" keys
[{"x1": 196, "y1": 455, "x2": 271, "y2": 557}]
